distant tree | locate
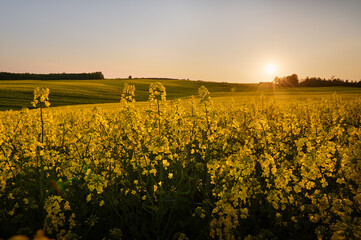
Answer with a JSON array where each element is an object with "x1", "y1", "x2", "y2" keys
[
  {"x1": 273, "y1": 74, "x2": 299, "y2": 87},
  {"x1": 286, "y1": 74, "x2": 299, "y2": 86},
  {"x1": 0, "y1": 72, "x2": 104, "y2": 80},
  {"x1": 273, "y1": 76, "x2": 281, "y2": 85},
  {"x1": 298, "y1": 75, "x2": 361, "y2": 87},
  {"x1": 129, "y1": 75, "x2": 132, "y2": 79}
]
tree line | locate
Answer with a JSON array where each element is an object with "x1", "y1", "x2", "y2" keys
[
  {"x1": 273, "y1": 74, "x2": 361, "y2": 87},
  {"x1": 0, "y1": 72, "x2": 104, "y2": 80}
]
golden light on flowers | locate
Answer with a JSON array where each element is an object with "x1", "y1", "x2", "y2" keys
[
  {"x1": 121, "y1": 83, "x2": 136, "y2": 103},
  {"x1": 198, "y1": 85, "x2": 211, "y2": 103},
  {"x1": 31, "y1": 87, "x2": 50, "y2": 108},
  {"x1": 149, "y1": 82, "x2": 166, "y2": 101},
  {"x1": 2, "y1": 85, "x2": 361, "y2": 239}
]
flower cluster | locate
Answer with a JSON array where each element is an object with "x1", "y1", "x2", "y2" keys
[
  {"x1": 44, "y1": 195, "x2": 76, "y2": 239},
  {"x1": 198, "y1": 85, "x2": 211, "y2": 104},
  {"x1": 149, "y1": 82, "x2": 166, "y2": 101},
  {"x1": 31, "y1": 87, "x2": 50, "y2": 108},
  {"x1": 121, "y1": 83, "x2": 136, "y2": 103}
]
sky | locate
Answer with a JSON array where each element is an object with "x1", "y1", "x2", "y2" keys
[{"x1": 1, "y1": 0, "x2": 360, "y2": 83}]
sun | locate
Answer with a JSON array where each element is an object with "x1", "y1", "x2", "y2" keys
[{"x1": 265, "y1": 63, "x2": 277, "y2": 75}]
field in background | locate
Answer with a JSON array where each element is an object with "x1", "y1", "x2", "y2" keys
[
  {"x1": 1, "y1": 78, "x2": 361, "y2": 110},
  {"x1": 0, "y1": 79, "x2": 253, "y2": 110}
]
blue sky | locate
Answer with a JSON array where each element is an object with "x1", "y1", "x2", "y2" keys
[{"x1": 1, "y1": 0, "x2": 360, "y2": 82}]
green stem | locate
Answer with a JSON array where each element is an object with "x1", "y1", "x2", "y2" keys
[
  {"x1": 40, "y1": 106, "x2": 44, "y2": 143},
  {"x1": 39, "y1": 106, "x2": 45, "y2": 219},
  {"x1": 157, "y1": 100, "x2": 161, "y2": 135}
]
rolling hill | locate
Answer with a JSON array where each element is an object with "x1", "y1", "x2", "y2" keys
[{"x1": 1, "y1": 78, "x2": 361, "y2": 111}]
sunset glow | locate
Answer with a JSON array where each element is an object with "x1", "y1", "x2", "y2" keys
[
  {"x1": 265, "y1": 64, "x2": 277, "y2": 75},
  {"x1": 0, "y1": 1, "x2": 360, "y2": 82}
]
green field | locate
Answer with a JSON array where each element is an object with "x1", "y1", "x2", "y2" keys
[{"x1": 1, "y1": 78, "x2": 361, "y2": 110}]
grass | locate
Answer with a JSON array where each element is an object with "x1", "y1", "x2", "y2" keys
[{"x1": 1, "y1": 78, "x2": 361, "y2": 110}]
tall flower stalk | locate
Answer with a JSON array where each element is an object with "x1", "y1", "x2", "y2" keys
[
  {"x1": 121, "y1": 83, "x2": 136, "y2": 105},
  {"x1": 32, "y1": 87, "x2": 50, "y2": 143},
  {"x1": 149, "y1": 82, "x2": 166, "y2": 135},
  {"x1": 31, "y1": 87, "x2": 50, "y2": 220}
]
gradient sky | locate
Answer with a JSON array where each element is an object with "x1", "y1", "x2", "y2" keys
[{"x1": 1, "y1": 0, "x2": 360, "y2": 83}]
